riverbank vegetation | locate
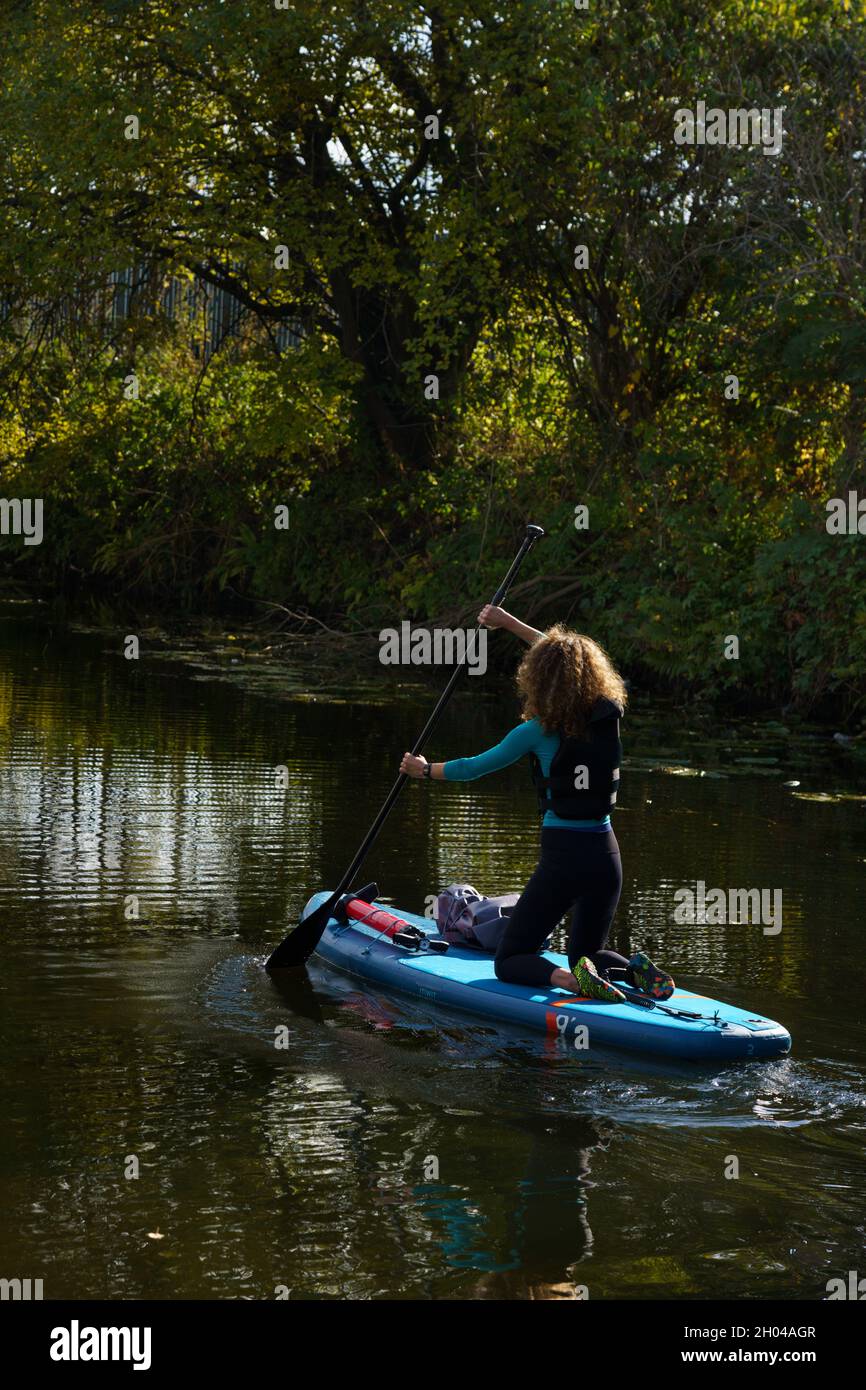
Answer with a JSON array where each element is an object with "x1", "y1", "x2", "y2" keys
[{"x1": 1, "y1": 1, "x2": 864, "y2": 719}]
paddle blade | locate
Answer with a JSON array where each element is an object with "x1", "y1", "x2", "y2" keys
[{"x1": 265, "y1": 892, "x2": 337, "y2": 970}]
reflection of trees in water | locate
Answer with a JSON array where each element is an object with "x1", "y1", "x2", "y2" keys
[{"x1": 0, "y1": 618, "x2": 331, "y2": 938}]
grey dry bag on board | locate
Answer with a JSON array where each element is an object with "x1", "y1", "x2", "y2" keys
[{"x1": 434, "y1": 883, "x2": 520, "y2": 951}]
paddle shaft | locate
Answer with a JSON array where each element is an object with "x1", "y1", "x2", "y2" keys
[
  {"x1": 265, "y1": 523, "x2": 543, "y2": 969},
  {"x1": 331, "y1": 528, "x2": 542, "y2": 897}
]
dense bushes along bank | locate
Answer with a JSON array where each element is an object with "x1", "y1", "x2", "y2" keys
[{"x1": 2, "y1": 336, "x2": 863, "y2": 720}]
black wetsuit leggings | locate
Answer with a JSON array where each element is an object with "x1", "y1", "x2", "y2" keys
[{"x1": 495, "y1": 828, "x2": 627, "y2": 989}]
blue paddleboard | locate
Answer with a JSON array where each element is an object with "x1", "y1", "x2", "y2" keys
[{"x1": 304, "y1": 893, "x2": 792, "y2": 1062}]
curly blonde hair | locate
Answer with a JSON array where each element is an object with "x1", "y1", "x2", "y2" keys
[{"x1": 516, "y1": 625, "x2": 628, "y2": 737}]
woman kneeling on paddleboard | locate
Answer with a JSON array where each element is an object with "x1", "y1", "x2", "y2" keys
[{"x1": 399, "y1": 609, "x2": 675, "y2": 1004}]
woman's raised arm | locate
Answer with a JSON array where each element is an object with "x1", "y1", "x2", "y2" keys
[{"x1": 478, "y1": 605, "x2": 543, "y2": 646}]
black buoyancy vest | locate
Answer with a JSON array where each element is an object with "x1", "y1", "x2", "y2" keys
[{"x1": 529, "y1": 697, "x2": 623, "y2": 819}]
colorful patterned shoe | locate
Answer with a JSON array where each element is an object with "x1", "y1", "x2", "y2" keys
[
  {"x1": 573, "y1": 956, "x2": 626, "y2": 1003},
  {"x1": 628, "y1": 952, "x2": 675, "y2": 1000}
]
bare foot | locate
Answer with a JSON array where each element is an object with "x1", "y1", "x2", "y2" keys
[{"x1": 550, "y1": 966, "x2": 581, "y2": 992}]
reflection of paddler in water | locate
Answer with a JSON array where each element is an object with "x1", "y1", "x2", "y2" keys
[
  {"x1": 401, "y1": 608, "x2": 676, "y2": 1003},
  {"x1": 261, "y1": 1055, "x2": 607, "y2": 1299},
  {"x1": 413, "y1": 1114, "x2": 610, "y2": 1299}
]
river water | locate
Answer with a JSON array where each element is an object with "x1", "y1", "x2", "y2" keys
[{"x1": 1, "y1": 602, "x2": 864, "y2": 1300}]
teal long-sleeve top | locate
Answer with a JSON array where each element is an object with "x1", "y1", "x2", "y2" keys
[{"x1": 443, "y1": 717, "x2": 611, "y2": 831}]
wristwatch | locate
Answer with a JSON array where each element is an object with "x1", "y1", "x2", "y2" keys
[{"x1": 423, "y1": 762, "x2": 432, "y2": 778}]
